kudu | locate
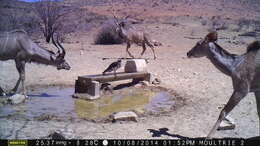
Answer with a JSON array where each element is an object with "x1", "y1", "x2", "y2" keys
[
  {"x1": 113, "y1": 16, "x2": 157, "y2": 60},
  {"x1": 187, "y1": 31, "x2": 260, "y2": 138},
  {"x1": 0, "y1": 30, "x2": 70, "y2": 96}
]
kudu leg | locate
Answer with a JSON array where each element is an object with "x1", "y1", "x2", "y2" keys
[
  {"x1": 0, "y1": 87, "x2": 5, "y2": 96},
  {"x1": 145, "y1": 39, "x2": 156, "y2": 60},
  {"x1": 0, "y1": 61, "x2": 6, "y2": 96},
  {"x1": 207, "y1": 90, "x2": 248, "y2": 138},
  {"x1": 11, "y1": 78, "x2": 21, "y2": 94},
  {"x1": 141, "y1": 42, "x2": 147, "y2": 57},
  {"x1": 11, "y1": 60, "x2": 26, "y2": 95},
  {"x1": 126, "y1": 42, "x2": 134, "y2": 58},
  {"x1": 150, "y1": 46, "x2": 156, "y2": 60},
  {"x1": 254, "y1": 91, "x2": 260, "y2": 135}
]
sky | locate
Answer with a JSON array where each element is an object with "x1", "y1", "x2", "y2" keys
[
  {"x1": 19, "y1": 0, "x2": 39, "y2": 2},
  {"x1": 19, "y1": 0, "x2": 62, "y2": 2}
]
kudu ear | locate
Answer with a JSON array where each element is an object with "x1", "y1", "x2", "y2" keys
[
  {"x1": 112, "y1": 12, "x2": 120, "y2": 26},
  {"x1": 113, "y1": 16, "x2": 119, "y2": 26},
  {"x1": 124, "y1": 15, "x2": 130, "y2": 20},
  {"x1": 119, "y1": 21, "x2": 125, "y2": 27},
  {"x1": 205, "y1": 31, "x2": 218, "y2": 42}
]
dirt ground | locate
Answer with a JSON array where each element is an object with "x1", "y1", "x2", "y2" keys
[{"x1": 1, "y1": 0, "x2": 260, "y2": 139}]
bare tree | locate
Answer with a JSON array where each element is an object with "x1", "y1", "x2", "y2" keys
[
  {"x1": 8, "y1": 10, "x2": 19, "y2": 30},
  {"x1": 35, "y1": 0, "x2": 68, "y2": 43}
]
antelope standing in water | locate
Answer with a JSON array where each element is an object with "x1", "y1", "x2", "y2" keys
[
  {"x1": 113, "y1": 16, "x2": 157, "y2": 60},
  {"x1": 187, "y1": 32, "x2": 260, "y2": 138},
  {"x1": 0, "y1": 30, "x2": 70, "y2": 96}
]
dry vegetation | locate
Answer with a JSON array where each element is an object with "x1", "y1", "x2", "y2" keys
[
  {"x1": 94, "y1": 19, "x2": 125, "y2": 44},
  {"x1": 1, "y1": 0, "x2": 260, "y2": 43}
]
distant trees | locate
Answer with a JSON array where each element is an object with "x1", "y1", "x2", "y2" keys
[
  {"x1": 0, "y1": 5, "x2": 38, "y2": 33},
  {"x1": 35, "y1": 0, "x2": 69, "y2": 43},
  {"x1": 8, "y1": 10, "x2": 19, "y2": 29}
]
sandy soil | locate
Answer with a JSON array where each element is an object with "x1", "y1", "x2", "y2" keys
[{"x1": 1, "y1": 1, "x2": 260, "y2": 139}]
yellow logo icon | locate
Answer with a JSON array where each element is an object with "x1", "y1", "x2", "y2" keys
[{"x1": 8, "y1": 140, "x2": 27, "y2": 146}]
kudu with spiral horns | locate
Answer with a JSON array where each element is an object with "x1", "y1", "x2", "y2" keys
[
  {"x1": 187, "y1": 31, "x2": 260, "y2": 138},
  {"x1": 0, "y1": 30, "x2": 70, "y2": 96}
]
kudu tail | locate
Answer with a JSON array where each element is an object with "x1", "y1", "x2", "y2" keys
[{"x1": 247, "y1": 41, "x2": 260, "y2": 53}]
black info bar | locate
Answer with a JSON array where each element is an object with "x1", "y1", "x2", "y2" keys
[{"x1": 0, "y1": 139, "x2": 259, "y2": 146}]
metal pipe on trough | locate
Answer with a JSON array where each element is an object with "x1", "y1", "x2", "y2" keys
[{"x1": 78, "y1": 72, "x2": 151, "y2": 83}]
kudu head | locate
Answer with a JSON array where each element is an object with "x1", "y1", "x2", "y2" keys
[
  {"x1": 187, "y1": 32, "x2": 218, "y2": 58},
  {"x1": 51, "y1": 34, "x2": 71, "y2": 70},
  {"x1": 113, "y1": 14, "x2": 130, "y2": 38}
]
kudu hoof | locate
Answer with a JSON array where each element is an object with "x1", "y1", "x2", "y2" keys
[
  {"x1": 205, "y1": 136, "x2": 213, "y2": 140},
  {"x1": 0, "y1": 92, "x2": 6, "y2": 97},
  {"x1": 8, "y1": 90, "x2": 16, "y2": 95},
  {"x1": 205, "y1": 133, "x2": 214, "y2": 140}
]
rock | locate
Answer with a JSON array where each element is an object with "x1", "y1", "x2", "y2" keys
[
  {"x1": 134, "y1": 83, "x2": 142, "y2": 88},
  {"x1": 80, "y1": 50, "x2": 84, "y2": 55},
  {"x1": 48, "y1": 131, "x2": 65, "y2": 139},
  {"x1": 101, "y1": 83, "x2": 114, "y2": 94},
  {"x1": 228, "y1": 24, "x2": 241, "y2": 32},
  {"x1": 112, "y1": 111, "x2": 138, "y2": 122},
  {"x1": 7, "y1": 94, "x2": 27, "y2": 104},
  {"x1": 134, "y1": 81, "x2": 149, "y2": 87},
  {"x1": 124, "y1": 59, "x2": 148, "y2": 73},
  {"x1": 201, "y1": 19, "x2": 208, "y2": 26},
  {"x1": 35, "y1": 114, "x2": 57, "y2": 121},
  {"x1": 152, "y1": 78, "x2": 161, "y2": 85},
  {"x1": 193, "y1": 72, "x2": 199, "y2": 75},
  {"x1": 211, "y1": 16, "x2": 227, "y2": 31},
  {"x1": 218, "y1": 116, "x2": 235, "y2": 130},
  {"x1": 140, "y1": 81, "x2": 149, "y2": 86},
  {"x1": 48, "y1": 128, "x2": 76, "y2": 139},
  {"x1": 171, "y1": 22, "x2": 179, "y2": 27}
]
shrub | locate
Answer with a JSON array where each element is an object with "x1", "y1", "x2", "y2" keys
[{"x1": 94, "y1": 19, "x2": 125, "y2": 45}]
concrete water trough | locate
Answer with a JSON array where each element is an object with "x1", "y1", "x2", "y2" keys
[
  {"x1": 75, "y1": 59, "x2": 151, "y2": 98},
  {"x1": 75, "y1": 72, "x2": 151, "y2": 97}
]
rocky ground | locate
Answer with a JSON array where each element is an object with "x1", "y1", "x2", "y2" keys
[{"x1": 1, "y1": 0, "x2": 260, "y2": 139}]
